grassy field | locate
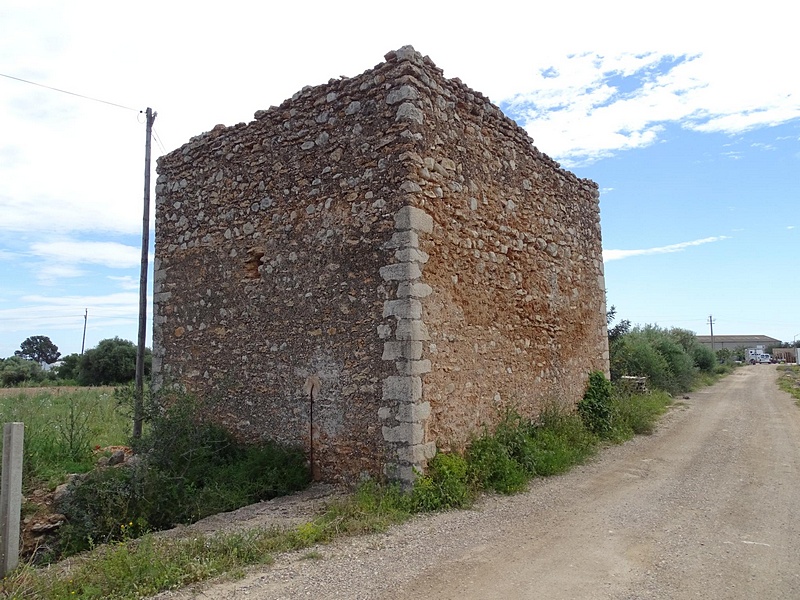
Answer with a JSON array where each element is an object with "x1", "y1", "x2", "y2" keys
[
  {"x1": 0, "y1": 387, "x2": 130, "y2": 489},
  {"x1": 0, "y1": 386, "x2": 113, "y2": 398}
]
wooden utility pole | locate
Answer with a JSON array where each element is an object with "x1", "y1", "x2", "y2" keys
[
  {"x1": 708, "y1": 314, "x2": 716, "y2": 352},
  {"x1": 80, "y1": 308, "x2": 88, "y2": 354},
  {"x1": 134, "y1": 107, "x2": 156, "y2": 439}
]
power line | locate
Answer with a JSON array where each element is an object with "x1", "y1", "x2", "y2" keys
[
  {"x1": 152, "y1": 127, "x2": 168, "y2": 154},
  {"x1": 0, "y1": 72, "x2": 139, "y2": 113}
]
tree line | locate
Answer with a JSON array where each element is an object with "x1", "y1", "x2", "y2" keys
[
  {"x1": 607, "y1": 306, "x2": 735, "y2": 395},
  {"x1": 1, "y1": 336, "x2": 151, "y2": 387},
  {"x1": 2, "y1": 315, "x2": 772, "y2": 391}
]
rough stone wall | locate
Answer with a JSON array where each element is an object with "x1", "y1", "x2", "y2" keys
[
  {"x1": 379, "y1": 61, "x2": 609, "y2": 451},
  {"x1": 154, "y1": 46, "x2": 608, "y2": 485},
  {"x1": 154, "y1": 51, "x2": 426, "y2": 482}
]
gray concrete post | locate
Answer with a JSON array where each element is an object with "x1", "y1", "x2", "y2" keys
[{"x1": 0, "y1": 422, "x2": 24, "y2": 577}]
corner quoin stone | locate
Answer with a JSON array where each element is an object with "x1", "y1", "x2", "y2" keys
[
  {"x1": 382, "y1": 376, "x2": 422, "y2": 402},
  {"x1": 394, "y1": 206, "x2": 434, "y2": 233}
]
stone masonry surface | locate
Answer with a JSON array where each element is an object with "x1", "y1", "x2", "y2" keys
[{"x1": 154, "y1": 45, "x2": 609, "y2": 486}]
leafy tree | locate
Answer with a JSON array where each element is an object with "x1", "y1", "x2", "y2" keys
[
  {"x1": 691, "y1": 345, "x2": 717, "y2": 373},
  {"x1": 715, "y1": 348, "x2": 733, "y2": 365},
  {"x1": 56, "y1": 353, "x2": 82, "y2": 381},
  {"x1": 606, "y1": 305, "x2": 631, "y2": 343},
  {"x1": 76, "y1": 338, "x2": 151, "y2": 386},
  {"x1": 609, "y1": 325, "x2": 699, "y2": 396},
  {"x1": 669, "y1": 328, "x2": 698, "y2": 353},
  {"x1": 14, "y1": 335, "x2": 61, "y2": 364},
  {"x1": 0, "y1": 356, "x2": 44, "y2": 386}
]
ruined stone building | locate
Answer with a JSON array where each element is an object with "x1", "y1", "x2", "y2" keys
[{"x1": 153, "y1": 46, "x2": 609, "y2": 485}]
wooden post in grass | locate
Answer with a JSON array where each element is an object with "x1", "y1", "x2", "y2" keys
[{"x1": 0, "y1": 422, "x2": 24, "y2": 577}]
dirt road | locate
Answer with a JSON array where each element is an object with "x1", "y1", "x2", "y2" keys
[{"x1": 161, "y1": 365, "x2": 800, "y2": 599}]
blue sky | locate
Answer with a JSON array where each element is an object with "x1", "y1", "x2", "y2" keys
[{"x1": 1, "y1": 0, "x2": 798, "y2": 358}]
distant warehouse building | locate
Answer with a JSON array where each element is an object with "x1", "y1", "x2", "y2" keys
[{"x1": 696, "y1": 335, "x2": 781, "y2": 351}]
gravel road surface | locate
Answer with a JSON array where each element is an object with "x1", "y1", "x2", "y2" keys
[{"x1": 158, "y1": 365, "x2": 800, "y2": 599}]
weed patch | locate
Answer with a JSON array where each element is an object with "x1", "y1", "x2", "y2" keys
[
  {"x1": 778, "y1": 365, "x2": 800, "y2": 404},
  {"x1": 611, "y1": 390, "x2": 673, "y2": 437},
  {"x1": 412, "y1": 453, "x2": 472, "y2": 510},
  {"x1": 58, "y1": 394, "x2": 310, "y2": 557},
  {"x1": 578, "y1": 371, "x2": 614, "y2": 436},
  {"x1": 0, "y1": 389, "x2": 129, "y2": 490}
]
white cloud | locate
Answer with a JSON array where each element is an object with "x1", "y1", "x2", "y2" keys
[
  {"x1": 36, "y1": 263, "x2": 86, "y2": 283},
  {"x1": 603, "y1": 236, "x2": 730, "y2": 262},
  {"x1": 502, "y1": 45, "x2": 800, "y2": 164},
  {"x1": 29, "y1": 241, "x2": 142, "y2": 268},
  {"x1": 108, "y1": 275, "x2": 140, "y2": 290},
  {"x1": 0, "y1": 292, "x2": 141, "y2": 334}
]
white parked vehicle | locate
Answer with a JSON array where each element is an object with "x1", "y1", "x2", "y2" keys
[{"x1": 744, "y1": 347, "x2": 772, "y2": 364}]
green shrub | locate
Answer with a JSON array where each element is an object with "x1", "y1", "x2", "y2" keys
[
  {"x1": 466, "y1": 434, "x2": 528, "y2": 494},
  {"x1": 412, "y1": 452, "x2": 471, "y2": 510},
  {"x1": 691, "y1": 345, "x2": 716, "y2": 373},
  {"x1": 76, "y1": 337, "x2": 151, "y2": 386},
  {"x1": 714, "y1": 363, "x2": 731, "y2": 375},
  {"x1": 578, "y1": 371, "x2": 614, "y2": 437},
  {"x1": 492, "y1": 410, "x2": 539, "y2": 475},
  {"x1": 0, "y1": 356, "x2": 45, "y2": 386},
  {"x1": 58, "y1": 462, "x2": 155, "y2": 554},
  {"x1": 528, "y1": 428, "x2": 584, "y2": 475},
  {"x1": 530, "y1": 405, "x2": 597, "y2": 474},
  {"x1": 610, "y1": 325, "x2": 703, "y2": 395},
  {"x1": 419, "y1": 403, "x2": 600, "y2": 502},
  {"x1": 57, "y1": 393, "x2": 310, "y2": 558}
]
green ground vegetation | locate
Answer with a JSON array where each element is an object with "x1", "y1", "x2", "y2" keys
[
  {"x1": 777, "y1": 365, "x2": 800, "y2": 404},
  {"x1": 0, "y1": 388, "x2": 130, "y2": 490},
  {"x1": 608, "y1": 323, "x2": 735, "y2": 395},
  {"x1": 56, "y1": 391, "x2": 310, "y2": 558},
  {"x1": 1, "y1": 317, "x2": 733, "y2": 598},
  {"x1": 1, "y1": 373, "x2": 675, "y2": 599}
]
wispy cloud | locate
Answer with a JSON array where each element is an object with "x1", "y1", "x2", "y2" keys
[
  {"x1": 0, "y1": 292, "x2": 142, "y2": 335},
  {"x1": 30, "y1": 241, "x2": 142, "y2": 269},
  {"x1": 107, "y1": 275, "x2": 140, "y2": 290},
  {"x1": 603, "y1": 236, "x2": 730, "y2": 262},
  {"x1": 751, "y1": 142, "x2": 776, "y2": 151}
]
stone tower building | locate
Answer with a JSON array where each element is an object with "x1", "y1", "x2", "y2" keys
[{"x1": 153, "y1": 46, "x2": 609, "y2": 485}]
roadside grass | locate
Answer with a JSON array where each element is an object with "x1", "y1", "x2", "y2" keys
[
  {"x1": 609, "y1": 389, "x2": 673, "y2": 440},
  {"x1": 0, "y1": 388, "x2": 130, "y2": 490},
  {"x1": 692, "y1": 362, "x2": 737, "y2": 390},
  {"x1": 0, "y1": 377, "x2": 676, "y2": 599},
  {"x1": 2, "y1": 483, "x2": 415, "y2": 600},
  {"x1": 777, "y1": 365, "x2": 800, "y2": 404}
]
